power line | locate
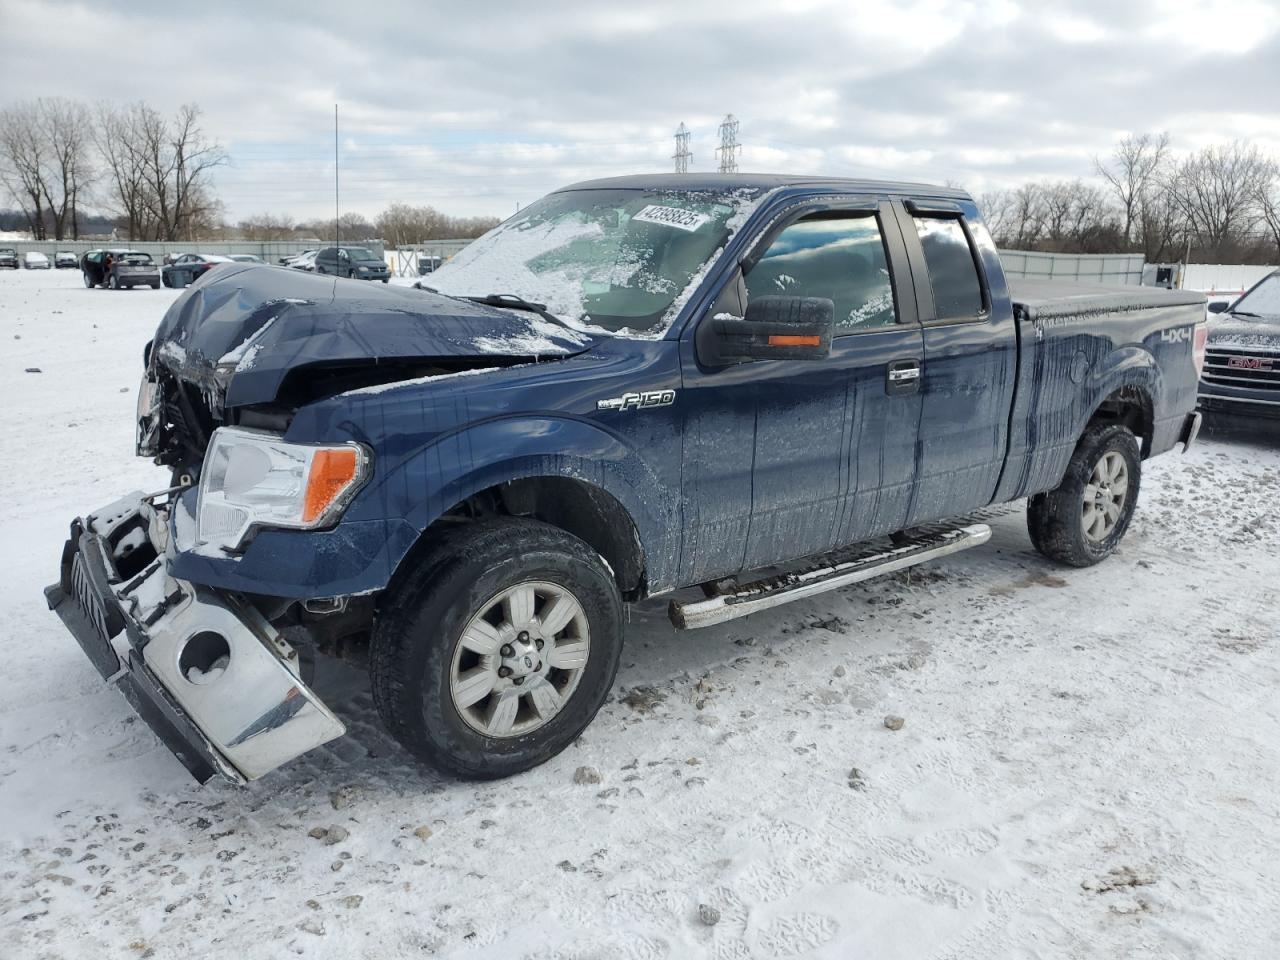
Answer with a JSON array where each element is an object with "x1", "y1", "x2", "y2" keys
[
  {"x1": 672, "y1": 122, "x2": 692, "y2": 174},
  {"x1": 717, "y1": 114, "x2": 741, "y2": 174}
]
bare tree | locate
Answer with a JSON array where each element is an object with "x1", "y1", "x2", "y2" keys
[
  {"x1": 1255, "y1": 170, "x2": 1280, "y2": 263},
  {"x1": 1095, "y1": 133, "x2": 1169, "y2": 245},
  {"x1": 0, "y1": 103, "x2": 50, "y2": 239},
  {"x1": 375, "y1": 202, "x2": 499, "y2": 247},
  {"x1": 1168, "y1": 140, "x2": 1274, "y2": 258},
  {"x1": 37, "y1": 99, "x2": 94, "y2": 239}
]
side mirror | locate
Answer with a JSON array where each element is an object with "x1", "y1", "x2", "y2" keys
[
  {"x1": 1207, "y1": 301, "x2": 1230, "y2": 314},
  {"x1": 702, "y1": 296, "x2": 835, "y2": 364}
]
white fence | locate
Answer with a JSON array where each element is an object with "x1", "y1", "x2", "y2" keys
[{"x1": 998, "y1": 250, "x2": 1145, "y2": 285}]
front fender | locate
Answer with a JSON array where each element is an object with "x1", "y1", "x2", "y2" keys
[{"x1": 349, "y1": 415, "x2": 681, "y2": 592}]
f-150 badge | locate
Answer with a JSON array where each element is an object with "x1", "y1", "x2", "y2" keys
[{"x1": 596, "y1": 390, "x2": 676, "y2": 412}]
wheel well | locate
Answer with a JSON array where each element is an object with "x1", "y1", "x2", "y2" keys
[
  {"x1": 415, "y1": 477, "x2": 647, "y2": 600},
  {"x1": 1089, "y1": 386, "x2": 1153, "y2": 456}
]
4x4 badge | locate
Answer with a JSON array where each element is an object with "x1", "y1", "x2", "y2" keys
[{"x1": 596, "y1": 390, "x2": 676, "y2": 412}]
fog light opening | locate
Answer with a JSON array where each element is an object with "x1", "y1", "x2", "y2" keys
[{"x1": 180, "y1": 631, "x2": 231, "y2": 685}]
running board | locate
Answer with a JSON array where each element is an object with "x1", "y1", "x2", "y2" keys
[{"x1": 668, "y1": 523, "x2": 992, "y2": 630}]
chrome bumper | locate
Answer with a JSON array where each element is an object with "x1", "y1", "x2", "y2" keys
[{"x1": 44, "y1": 493, "x2": 345, "y2": 784}]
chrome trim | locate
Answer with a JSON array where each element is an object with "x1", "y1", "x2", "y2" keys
[
  {"x1": 84, "y1": 496, "x2": 345, "y2": 781},
  {"x1": 671, "y1": 523, "x2": 991, "y2": 630},
  {"x1": 1198, "y1": 393, "x2": 1280, "y2": 407},
  {"x1": 888, "y1": 367, "x2": 921, "y2": 382}
]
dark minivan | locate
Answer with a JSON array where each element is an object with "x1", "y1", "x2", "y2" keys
[{"x1": 314, "y1": 245, "x2": 390, "y2": 282}]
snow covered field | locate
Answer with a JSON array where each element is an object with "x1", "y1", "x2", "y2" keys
[{"x1": 2, "y1": 267, "x2": 1279, "y2": 960}]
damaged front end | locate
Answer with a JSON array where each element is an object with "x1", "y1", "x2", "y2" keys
[
  {"x1": 50, "y1": 266, "x2": 598, "y2": 783},
  {"x1": 45, "y1": 491, "x2": 346, "y2": 783}
]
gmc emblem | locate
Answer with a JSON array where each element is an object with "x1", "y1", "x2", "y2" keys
[{"x1": 1227, "y1": 356, "x2": 1273, "y2": 370}]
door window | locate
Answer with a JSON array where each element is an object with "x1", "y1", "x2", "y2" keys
[
  {"x1": 911, "y1": 216, "x2": 985, "y2": 319},
  {"x1": 745, "y1": 214, "x2": 897, "y2": 333}
]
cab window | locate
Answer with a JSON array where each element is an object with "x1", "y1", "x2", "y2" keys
[
  {"x1": 911, "y1": 216, "x2": 985, "y2": 319},
  {"x1": 745, "y1": 213, "x2": 897, "y2": 333}
]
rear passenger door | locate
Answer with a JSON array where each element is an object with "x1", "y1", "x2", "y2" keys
[{"x1": 894, "y1": 199, "x2": 1017, "y2": 524}]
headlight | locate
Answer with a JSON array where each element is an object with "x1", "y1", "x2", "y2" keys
[
  {"x1": 357, "y1": 265, "x2": 369, "y2": 272},
  {"x1": 196, "y1": 428, "x2": 369, "y2": 551}
]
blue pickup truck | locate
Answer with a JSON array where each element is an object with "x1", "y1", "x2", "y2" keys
[{"x1": 47, "y1": 174, "x2": 1206, "y2": 784}]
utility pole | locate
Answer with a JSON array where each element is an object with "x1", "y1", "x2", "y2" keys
[
  {"x1": 334, "y1": 104, "x2": 340, "y2": 246},
  {"x1": 673, "y1": 122, "x2": 692, "y2": 174},
  {"x1": 716, "y1": 114, "x2": 741, "y2": 174}
]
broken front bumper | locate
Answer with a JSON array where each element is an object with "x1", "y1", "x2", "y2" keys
[{"x1": 44, "y1": 493, "x2": 345, "y2": 784}]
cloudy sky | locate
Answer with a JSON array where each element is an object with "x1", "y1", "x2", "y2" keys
[{"x1": 2, "y1": 0, "x2": 1279, "y2": 221}]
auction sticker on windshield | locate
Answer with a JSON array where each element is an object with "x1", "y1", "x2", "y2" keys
[{"x1": 631, "y1": 204, "x2": 712, "y2": 232}]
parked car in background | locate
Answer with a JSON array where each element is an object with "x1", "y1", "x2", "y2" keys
[
  {"x1": 0, "y1": 248, "x2": 19, "y2": 269},
  {"x1": 288, "y1": 250, "x2": 318, "y2": 271},
  {"x1": 54, "y1": 251, "x2": 78, "y2": 269},
  {"x1": 279, "y1": 249, "x2": 316, "y2": 266},
  {"x1": 81, "y1": 249, "x2": 162, "y2": 289},
  {"x1": 46, "y1": 174, "x2": 1206, "y2": 785},
  {"x1": 228, "y1": 254, "x2": 264, "y2": 263},
  {"x1": 417, "y1": 254, "x2": 444, "y2": 276},
  {"x1": 1199, "y1": 269, "x2": 1280, "y2": 420},
  {"x1": 314, "y1": 246, "x2": 391, "y2": 281},
  {"x1": 162, "y1": 253, "x2": 232, "y2": 288},
  {"x1": 23, "y1": 251, "x2": 51, "y2": 270}
]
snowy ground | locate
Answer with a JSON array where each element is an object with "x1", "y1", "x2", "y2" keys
[{"x1": 2, "y1": 267, "x2": 1279, "y2": 960}]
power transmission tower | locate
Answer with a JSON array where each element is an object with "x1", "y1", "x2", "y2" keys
[
  {"x1": 716, "y1": 114, "x2": 741, "y2": 174},
  {"x1": 673, "y1": 122, "x2": 692, "y2": 174}
]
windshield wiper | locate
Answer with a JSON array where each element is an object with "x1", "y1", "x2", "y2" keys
[
  {"x1": 460, "y1": 293, "x2": 571, "y2": 329},
  {"x1": 1229, "y1": 309, "x2": 1263, "y2": 318}
]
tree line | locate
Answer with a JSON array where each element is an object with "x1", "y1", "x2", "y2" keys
[
  {"x1": 0, "y1": 98, "x2": 500, "y2": 245},
  {"x1": 0, "y1": 98, "x2": 225, "y2": 241},
  {"x1": 979, "y1": 135, "x2": 1280, "y2": 264}
]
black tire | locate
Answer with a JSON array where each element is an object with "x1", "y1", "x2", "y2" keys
[
  {"x1": 1028, "y1": 423, "x2": 1141, "y2": 568},
  {"x1": 83, "y1": 271, "x2": 94, "y2": 288},
  {"x1": 162, "y1": 274, "x2": 172, "y2": 287},
  {"x1": 107, "y1": 273, "x2": 118, "y2": 290},
  {"x1": 371, "y1": 518, "x2": 623, "y2": 779},
  {"x1": 150, "y1": 282, "x2": 160, "y2": 290}
]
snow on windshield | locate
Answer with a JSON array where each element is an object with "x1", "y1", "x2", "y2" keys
[
  {"x1": 428, "y1": 187, "x2": 769, "y2": 337},
  {"x1": 1233, "y1": 273, "x2": 1280, "y2": 317}
]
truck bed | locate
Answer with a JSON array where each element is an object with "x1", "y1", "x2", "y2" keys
[{"x1": 1009, "y1": 279, "x2": 1205, "y2": 322}]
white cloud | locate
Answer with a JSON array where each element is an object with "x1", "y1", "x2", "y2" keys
[{"x1": 0, "y1": 0, "x2": 1276, "y2": 221}]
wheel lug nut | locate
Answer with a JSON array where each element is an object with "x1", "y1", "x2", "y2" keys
[
  {"x1": 513, "y1": 676, "x2": 524, "y2": 686},
  {"x1": 518, "y1": 631, "x2": 529, "y2": 642},
  {"x1": 535, "y1": 639, "x2": 544, "y2": 651},
  {"x1": 500, "y1": 644, "x2": 513, "y2": 657},
  {"x1": 498, "y1": 666, "x2": 512, "y2": 678}
]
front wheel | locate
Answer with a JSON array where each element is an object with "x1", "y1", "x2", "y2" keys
[
  {"x1": 83, "y1": 272, "x2": 94, "y2": 288},
  {"x1": 1028, "y1": 423, "x2": 1141, "y2": 567},
  {"x1": 371, "y1": 519, "x2": 623, "y2": 779},
  {"x1": 107, "y1": 273, "x2": 118, "y2": 290}
]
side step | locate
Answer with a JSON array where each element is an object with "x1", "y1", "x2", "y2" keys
[{"x1": 668, "y1": 523, "x2": 992, "y2": 630}]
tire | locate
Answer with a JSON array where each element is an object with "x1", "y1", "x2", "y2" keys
[
  {"x1": 83, "y1": 272, "x2": 94, "y2": 288},
  {"x1": 162, "y1": 274, "x2": 172, "y2": 288},
  {"x1": 316, "y1": 266, "x2": 326, "y2": 274},
  {"x1": 150, "y1": 282, "x2": 160, "y2": 290},
  {"x1": 381, "y1": 278, "x2": 389, "y2": 283},
  {"x1": 107, "y1": 273, "x2": 118, "y2": 290},
  {"x1": 1027, "y1": 422, "x2": 1141, "y2": 568},
  {"x1": 371, "y1": 518, "x2": 623, "y2": 779}
]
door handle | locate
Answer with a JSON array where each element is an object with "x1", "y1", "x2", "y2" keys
[{"x1": 886, "y1": 358, "x2": 921, "y2": 395}]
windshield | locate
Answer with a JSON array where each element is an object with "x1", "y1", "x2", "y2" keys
[
  {"x1": 343, "y1": 247, "x2": 376, "y2": 260},
  {"x1": 428, "y1": 186, "x2": 766, "y2": 336},
  {"x1": 119, "y1": 253, "x2": 154, "y2": 265},
  {"x1": 1231, "y1": 273, "x2": 1280, "y2": 318}
]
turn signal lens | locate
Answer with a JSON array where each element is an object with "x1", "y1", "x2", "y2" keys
[
  {"x1": 1193, "y1": 324, "x2": 1208, "y2": 379},
  {"x1": 768, "y1": 334, "x2": 821, "y2": 347},
  {"x1": 303, "y1": 448, "x2": 361, "y2": 523}
]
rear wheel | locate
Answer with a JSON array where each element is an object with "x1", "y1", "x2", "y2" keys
[
  {"x1": 107, "y1": 273, "x2": 118, "y2": 290},
  {"x1": 371, "y1": 519, "x2": 623, "y2": 779},
  {"x1": 83, "y1": 271, "x2": 94, "y2": 288},
  {"x1": 1028, "y1": 423, "x2": 1141, "y2": 567}
]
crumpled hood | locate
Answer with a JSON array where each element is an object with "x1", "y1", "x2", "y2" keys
[
  {"x1": 1206, "y1": 313, "x2": 1280, "y2": 351},
  {"x1": 150, "y1": 264, "x2": 595, "y2": 407}
]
